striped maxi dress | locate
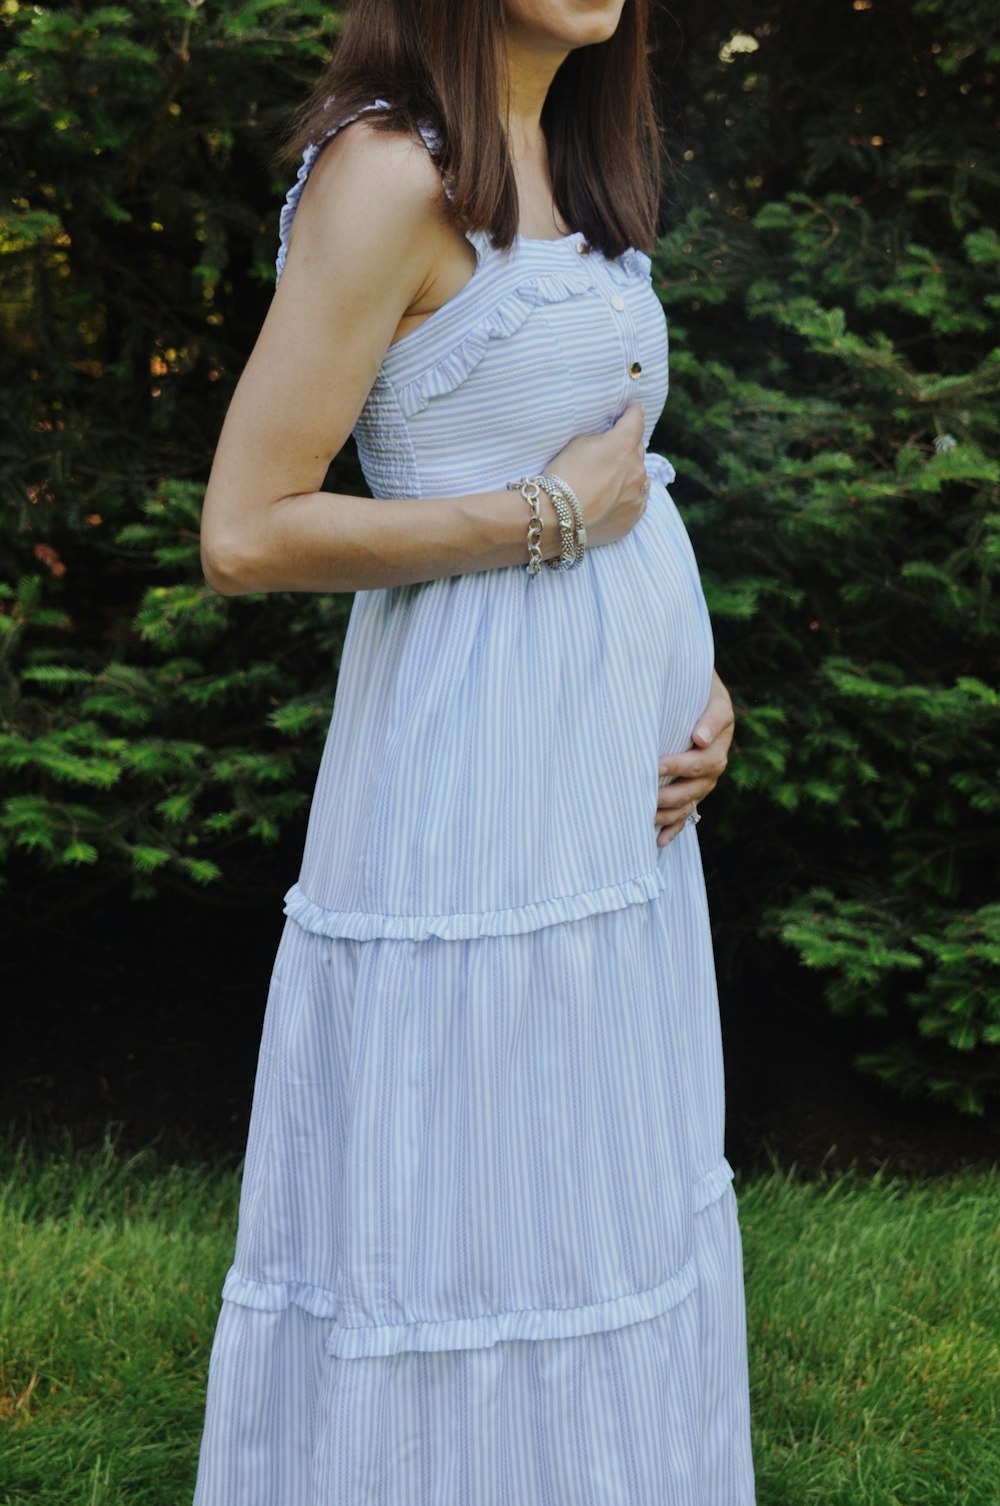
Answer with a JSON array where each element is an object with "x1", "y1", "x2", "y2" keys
[{"x1": 191, "y1": 100, "x2": 757, "y2": 1506}]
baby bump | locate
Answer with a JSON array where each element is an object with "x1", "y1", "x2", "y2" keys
[
  {"x1": 590, "y1": 476, "x2": 716, "y2": 759},
  {"x1": 298, "y1": 499, "x2": 715, "y2": 922}
]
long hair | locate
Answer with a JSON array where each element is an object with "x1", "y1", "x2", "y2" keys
[{"x1": 279, "y1": 0, "x2": 663, "y2": 259}]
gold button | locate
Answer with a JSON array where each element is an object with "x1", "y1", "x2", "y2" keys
[
  {"x1": 629, "y1": 360, "x2": 642, "y2": 377},
  {"x1": 610, "y1": 294, "x2": 625, "y2": 311},
  {"x1": 575, "y1": 240, "x2": 590, "y2": 255}
]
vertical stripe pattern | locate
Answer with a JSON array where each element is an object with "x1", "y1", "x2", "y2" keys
[{"x1": 192, "y1": 103, "x2": 756, "y2": 1504}]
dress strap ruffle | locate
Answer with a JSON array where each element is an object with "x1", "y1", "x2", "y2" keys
[{"x1": 275, "y1": 96, "x2": 393, "y2": 284}]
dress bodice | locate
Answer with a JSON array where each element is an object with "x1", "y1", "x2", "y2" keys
[
  {"x1": 274, "y1": 102, "x2": 712, "y2": 942},
  {"x1": 275, "y1": 100, "x2": 674, "y2": 500}
]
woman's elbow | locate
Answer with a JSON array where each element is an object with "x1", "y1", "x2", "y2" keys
[
  {"x1": 200, "y1": 473, "x2": 273, "y2": 595},
  {"x1": 201, "y1": 534, "x2": 260, "y2": 597}
]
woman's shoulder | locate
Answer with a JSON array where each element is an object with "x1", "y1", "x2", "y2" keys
[
  {"x1": 303, "y1": 115, "x2": 443, "y2": 217},
  {"x1": 277, "y1": 106, "x2": 448, "y2": 282}
]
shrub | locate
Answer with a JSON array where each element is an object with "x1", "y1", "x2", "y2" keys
[
  {"x1": 1, "y1": 0, "x2": 997, "y2": 1111},
  {"x1": 654, "y1": 0, "x2": 999, "y2": 1112},
  {"x1": 1, "y1": 0, "x2": 354, "y2": 898}
]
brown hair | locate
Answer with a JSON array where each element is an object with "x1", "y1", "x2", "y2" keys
[{"x1": 279, "y1": 0, "x2": 663, "y2": 259}]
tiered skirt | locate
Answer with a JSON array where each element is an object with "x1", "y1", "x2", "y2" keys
[{"x1": 191, "y1": 820, "x2": 756, "y2": 1504}]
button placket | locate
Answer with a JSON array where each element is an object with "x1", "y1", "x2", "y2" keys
[
  {"x1": 618, "y1": 302, "x2": 642, "y2": 385},
  {"x1": 598, "y1": 263, "x2": 644, "y2": 400}
]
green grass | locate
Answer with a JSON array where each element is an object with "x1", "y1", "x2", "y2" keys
[
  {"x1": 738, "y1": 1160, "x2": 1000, "y2": 1506},
  {"x1": 0, "y1": 1128, "x2": 239, "y2": 1505},
  {"x1": 0, "y1": 1128, "x2": 997, "y2": 1505}
]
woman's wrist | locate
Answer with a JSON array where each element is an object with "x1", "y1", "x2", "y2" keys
[
  {"x1": 368, "y1": 484, "x2": 567, "y2": 581},
  {"x1": 511, "y1": 480, "x2": 567, "y2": 567}
]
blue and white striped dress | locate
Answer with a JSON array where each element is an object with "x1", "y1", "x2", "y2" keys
[{"x1": 192, "y1": 101, "x2": 757, "y2": 1505}]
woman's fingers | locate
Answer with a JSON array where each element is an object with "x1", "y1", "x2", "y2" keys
[
  {"x1": 656, "y1": 777, "x2": 714, "y2": 816},
  {"x1": 616, "y1": 401, "x2": 644, "y2": 431},
  {"x1": 654, "y1": 669, "x2": 735, "y2": 848},
  {"x1": 658, "y1": 743, "x2": 728, "y2": 784},
  {"x1": 691, "y1": 669, "x2": 735, "y2": 749},
  {"x1": 654, "y1": 773, "x2": 714, "y2": 845},
  {"x1": 658, "y1": 797, "x2": 699, "y2": 823},
  {"x1": 655, "y1": 799, "x2": 700, "y2": 847}
]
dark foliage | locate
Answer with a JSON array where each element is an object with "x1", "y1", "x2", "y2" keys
[{"x1": 2, "y1": 0, "x2": 997, "y2": 1113}]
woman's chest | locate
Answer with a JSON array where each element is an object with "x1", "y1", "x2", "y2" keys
[{"x1": 362, "y1": 245, "x2": 670, "y2": 485}]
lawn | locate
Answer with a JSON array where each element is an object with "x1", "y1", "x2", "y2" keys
[{"x1": 0, "y1": 1129, "x2": 997, "y2": 1504}]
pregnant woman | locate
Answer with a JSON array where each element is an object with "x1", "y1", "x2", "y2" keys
[{"x1": 193, "y1": 0, "x2": 756, "y2": 1501}]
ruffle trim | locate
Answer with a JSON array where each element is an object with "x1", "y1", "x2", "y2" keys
[
  {"x1": 218, "y1": 1159, "x2": 735, "y2": 1358},
  {"x1": 608, "y1": 246, "x2": 654, "y2": 283},
  {"x1": 646, "y1": 450, "x2": 677, "y2": 488},
  {"x1": 283, "y1": 867, "x2": 668, "y2": 943},
  {"x1": 274, "y1": 99, "x2": 656, "y2": 302},
  {"x1": 391, "y1": 268, "x2": 596, "y2": 418},
  {"x1": 275, "y1": 98, "x2": 392, "y2": 284},
  {"x1": 693, "y1": 1156, "x2": 736, "y2": 1212}
]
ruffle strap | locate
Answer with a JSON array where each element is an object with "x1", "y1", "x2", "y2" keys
[
  {"x1": 605, "y1": 246, "x2": 654, "y2": 284},
  {"x1": 275, "y1": 97, "x2": 392, "y2": 284},
  {"x1": 283, "y1": 867, "x2": 668, "y2": 943}
]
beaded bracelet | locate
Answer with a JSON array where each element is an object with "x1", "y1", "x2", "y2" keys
[
  {"x1": 541, "y1": 482, "x2": 577, "y2": 570},
  {"x1": 537, "y1": 472, "x2": 587, "y2": 566}
]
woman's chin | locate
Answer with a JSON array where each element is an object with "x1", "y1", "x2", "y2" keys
[{"x1": 504, "y1": 0, "x2": 627, "y2": 52}]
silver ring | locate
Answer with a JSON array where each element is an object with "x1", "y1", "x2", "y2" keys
[{"x1": 686, "y1": 805, "x2": 701, "y2": 826}]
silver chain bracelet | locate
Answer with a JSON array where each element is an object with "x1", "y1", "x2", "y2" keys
[{"x1": 508, "y1": 478, "x2": 545, "y2": 576}]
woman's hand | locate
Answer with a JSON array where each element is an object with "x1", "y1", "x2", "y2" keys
[
  {"x1": 654, "y1": 668, "x2": 735, "y2": 848},
  {"x1": 547, "y1": 404, "x2": 651, "y2": 547}
]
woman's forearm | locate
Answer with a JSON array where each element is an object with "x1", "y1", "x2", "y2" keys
[{"x1": 201, "y1": 484, "x2": 566, "y2": 596}]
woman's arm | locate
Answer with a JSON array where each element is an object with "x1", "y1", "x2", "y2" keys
[{"x1": 200, "y1": 121, "x2": 649, "y2": 596}]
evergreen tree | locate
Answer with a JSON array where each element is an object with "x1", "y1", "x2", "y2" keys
[
  {"x1": 1, "y1": 0, "x2": 351, "y2": 895},
  {"x1": 654, "y1": 0, "x2": 999, "y2": 1112},
  {"x1": 1, "y1": 0, "x2": 997, "y2": 1112}
]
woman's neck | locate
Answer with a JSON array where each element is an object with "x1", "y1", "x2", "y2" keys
[
  {"x1": 499, "y1": 32, "x2": 570, "y2": 235},
  {"x1": 500, "y1": 32, "x2": 567, "y2": 151}
]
